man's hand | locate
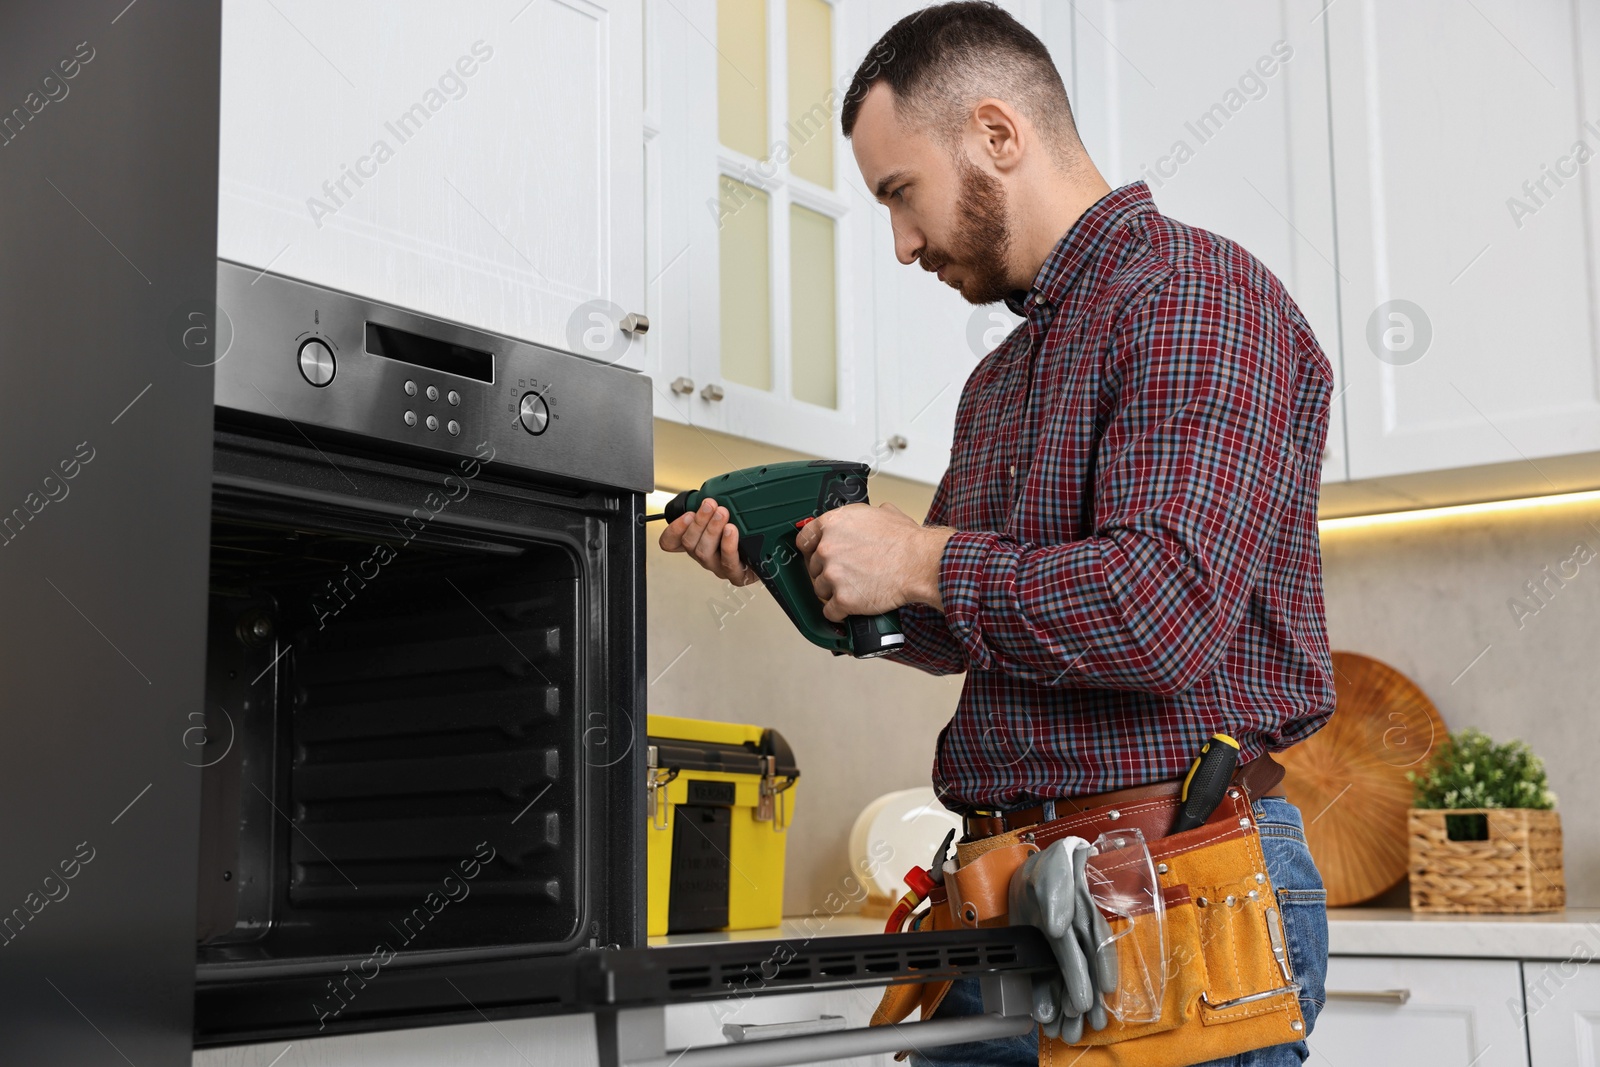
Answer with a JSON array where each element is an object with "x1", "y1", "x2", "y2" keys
[
  {"x1": 793, "y1": 502, "x2": 954, "y2": 621},
  {"x1": 656, "y1": 497, "x2": 761, "y2": 586}
]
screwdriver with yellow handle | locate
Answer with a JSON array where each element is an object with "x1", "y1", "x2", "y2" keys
[{"x1": 1170, "y1": 733, "x2": 1241, "y2": 834}]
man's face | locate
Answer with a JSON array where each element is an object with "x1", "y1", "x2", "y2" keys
[{"x1": 851, "y1": 83, "x2": 1014, "y2": 306}]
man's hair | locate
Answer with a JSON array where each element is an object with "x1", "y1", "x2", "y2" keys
[{"x1": 840, "y1": 2, "x2": 1081, "y2": 168}]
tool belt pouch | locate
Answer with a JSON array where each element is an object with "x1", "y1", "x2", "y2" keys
[
  {"x1": 868, "y1": 883, "x2": 960, "y2": 1062},
  {"x1": 894, "y1": 790, "x2": 1307, "y2": 1067}
]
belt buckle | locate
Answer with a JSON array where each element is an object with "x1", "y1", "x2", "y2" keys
[{"x1": 962, "y1": 809, "x2": 1005, "y2": 840}]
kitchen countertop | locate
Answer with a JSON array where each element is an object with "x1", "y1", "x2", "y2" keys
[
  {"x1": 653, "y1": 910, "x2": 1600, "y2": 961},
  {"x1": 1325, "y1": 907, "x2": 1600, "y2": 960},
  {"x1": 648, "y1": 914, "x2": 888, "y2": 947}
]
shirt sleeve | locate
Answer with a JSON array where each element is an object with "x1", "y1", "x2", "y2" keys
[
  {"x1": 936, "y1": 272, "x2": 1314, "y2": 693},
  {"x1": 880, "y1": 462, "x2": 968, "y2": 677}
]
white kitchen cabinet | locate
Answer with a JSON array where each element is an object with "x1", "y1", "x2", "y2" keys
[
  {"x1": 218, "y1": 0, "x2": 647, "y2": 369},
  {"x1": 1309, "y1": 956, "x2": 1529, "y2": 1066},
  {"x1": 1524, "y1": 960, "x2": 1600, "y2": 1067},
  {"x1": 860, "y1": 1, "x2": 1037, "y2": 488},
  {"x1": 666, "y1": 985, "x2": 895, "y2": 1067},
  {"x1": 1057, "y1": 0, "x2": 1348, "y2": 486},
  {"x1": 1327, "y1": 0, "x2": 1600, "y2": 482},
  {"x1": 193, "y1": 1011, "x2": 602, "y2": 1065},
  {"x1": 645, "y1": 0, "x2": 879, "y2": 461},
  {"x1": 869, "y1": 218, "x2": 1018, "y2": 486}
]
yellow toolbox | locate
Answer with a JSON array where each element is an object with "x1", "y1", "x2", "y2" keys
[{"x1": 646, "y1": 714, "x2": 799, "y2": 936}]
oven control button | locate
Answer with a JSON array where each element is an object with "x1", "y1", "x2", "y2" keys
[
  {"x1": 518, "y1": 392, "x2": 549, "y2": 435},
  {"x1": 447, "y1": 419, "x2": 460, "y2": 437},
  {"x1": 404, "y1": 380, "x2": 417, "y2": 397},
  {"x1": 425, "y1": 414, "x2": 438, "y2": 431},
  {"x1": 426, "y1": 385, "x2": 439, "y2": 402},
  {"x1": 403, "y1": 410, "x2": 417, "y2": 427},
  {"x1": 447, "y1": 390, "x2": 460, "y2": 406},
  {"x1": 298, "y1": 339, "x2": 336, "y2": 387}
]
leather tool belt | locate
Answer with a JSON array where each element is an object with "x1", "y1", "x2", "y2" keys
[{"x1": 869, "y1": 753, "x2": 1308, "y2": 1067}]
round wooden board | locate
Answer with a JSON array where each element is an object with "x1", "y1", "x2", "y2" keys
[{"x1": 1276, "y1": 652, "x2": 1447, "y2": 907}]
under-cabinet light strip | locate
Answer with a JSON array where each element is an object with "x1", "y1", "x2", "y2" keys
[{"x1": 1319, "y1": 488, "x2": 1600, "y2": 532}]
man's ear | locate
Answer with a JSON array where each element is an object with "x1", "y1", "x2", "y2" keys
[{"x1": 970, "y1": 98, "x2": 1025, "y2": 173}]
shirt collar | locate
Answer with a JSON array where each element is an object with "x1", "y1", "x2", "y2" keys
[{"x1": 1002, "y1": 181, "x2": 1157, "y2": 318}]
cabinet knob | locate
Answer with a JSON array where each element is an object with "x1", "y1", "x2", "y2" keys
[
  {"x1": 670, "y1": 376, "x2": 695, "y2": 396},
  {"x1": 700, "y1": 383, "x2": 725, "y2": 402},
  {"x1": 620, "y1": 312, "x2": 650, "y2": 336},
  {"x1": 887, "y1": 434, "x2": 908, "y2": 451}
]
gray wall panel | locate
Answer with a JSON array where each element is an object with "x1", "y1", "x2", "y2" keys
[{"x1": 0, "y1": 2, "x2": 220, "y2": 1062}]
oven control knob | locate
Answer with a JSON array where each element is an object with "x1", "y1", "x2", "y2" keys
[
  {"x1": 519, "y1": 391, "x2": 550, "y2": 435},
  {"x1": 298, "y1": 339, "x2": 335, "y2": 387}
]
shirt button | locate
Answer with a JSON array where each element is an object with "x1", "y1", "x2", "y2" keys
[{"x1": 1034, "y1": 293, "x2": 1046, "y2": 305}]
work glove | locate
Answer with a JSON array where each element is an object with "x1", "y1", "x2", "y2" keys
[{"x1": 1007, "y1": 837, "x2": 1119, "y2": 1042}]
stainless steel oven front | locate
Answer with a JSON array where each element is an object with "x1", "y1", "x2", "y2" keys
[{"x1": 194, "y1": 260, "x2": 651, "y2": 1039}]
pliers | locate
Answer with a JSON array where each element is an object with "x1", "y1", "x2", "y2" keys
[{"x1": 884, "y1": 828, "x2": 957, "y2": 934}]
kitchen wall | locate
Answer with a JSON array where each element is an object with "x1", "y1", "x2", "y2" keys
[
  {"x1": 1321, "y1": 499, "x2": 1600, "y2": 908},
  {"x1": 646, "y1": 449, "x2": 1600, "y2": 917}
]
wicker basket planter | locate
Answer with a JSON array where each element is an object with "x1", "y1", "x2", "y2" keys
[{"x1": 1408, "y1": 808, "x2": 1565, "y2": 913}]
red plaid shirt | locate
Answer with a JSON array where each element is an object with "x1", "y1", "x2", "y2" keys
[{"x1": 890, "y1": 181, "x2": 1336, "y2": 815}]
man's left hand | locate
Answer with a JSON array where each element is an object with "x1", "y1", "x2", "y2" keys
[{"x1": 793, "y1": 502, "x2": 954, "y2": 621}]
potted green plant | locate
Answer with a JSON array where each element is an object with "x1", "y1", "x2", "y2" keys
[{"x1": 1405, "y1": 728, "x2": 1564, "y2": 913}]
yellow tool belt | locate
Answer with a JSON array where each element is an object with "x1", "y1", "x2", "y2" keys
[{"x1": 869, "y1": 780, "x2": 1306, "y2": 1066}]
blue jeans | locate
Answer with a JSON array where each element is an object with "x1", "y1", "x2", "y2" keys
[{"x1": 907, "y1": 796, "x2": 1329, "y2": 1067}]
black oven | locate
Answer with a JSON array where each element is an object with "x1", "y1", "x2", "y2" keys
[{"x1": 194, "y1": 260, "x2": 651, "y2": 1036}]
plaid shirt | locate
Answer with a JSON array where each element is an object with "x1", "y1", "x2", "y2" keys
[{"x1": 889, "y1": 181, "x2": 1336, "y2": 816}]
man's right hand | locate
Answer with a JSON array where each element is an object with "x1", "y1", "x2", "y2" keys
[{"x1": 656, "y1": 497, "x2": 761, "y2": 586}]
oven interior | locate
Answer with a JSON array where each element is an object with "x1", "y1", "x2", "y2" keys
[{"x1": 195, "y1": 503, "x2": 589, "y2": 965}]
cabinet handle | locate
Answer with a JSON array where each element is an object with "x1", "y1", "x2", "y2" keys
[
  {"x1": 887, "y1": 434, "x2": 908, "y2": 451},
  {"x1": 1325, "y1": 988, "x2": 1411, "y2": 1005},
  {"x1": 700, "y1": 383, "x2": 725, "y2": 402},
  {"x1": 616, "y1": 1012, "x2": 1033, "y2": 1067},
  {"x1": 721, "y1": 1015, "x2": 847, "y2": 1043},
  {"x1": 670, "y1": 377, "x2": 695, "y2": 396},
  {"x1": 620, "y1": 312, "x2": 650, "y2": 336}
]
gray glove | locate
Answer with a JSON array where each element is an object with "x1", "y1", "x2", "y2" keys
[{"x1": 1007, "y1": 837, "x2": 1118, "y2": 1041}]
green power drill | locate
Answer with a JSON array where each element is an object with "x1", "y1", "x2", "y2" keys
[{"x1": 645, "y1": 460, "x2": 906, "y2": 658}]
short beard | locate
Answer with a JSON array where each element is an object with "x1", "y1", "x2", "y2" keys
[{"x1": 923, "y1": 153, "x2": 1014, "y2": 306}]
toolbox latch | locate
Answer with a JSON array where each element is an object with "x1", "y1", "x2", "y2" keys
[
  {"x1": 755, "y1": 754, "x2": 798, "y2": 830},
  {"x1": 646, "y1": 745, "x2": 679, "y2": 831}
]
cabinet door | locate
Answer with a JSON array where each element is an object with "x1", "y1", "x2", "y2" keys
[
  {"x1": 870, "y1": 222, "x2": 1018, "y2": 486},
  {"x1": 1328, "y1": 0, "x2": 1600, "y2": 480},
  {"x1": 643, "y1": 0, "x2": 721, "y2": 429},
  {"x1": 1060, "y1": 0, "x2": 1347, "y2": 485},
  {"x1": 1525, "y1": 959, "x2": 1600, "y2": 1067},
  {"x1": 194, "y1": 1012, "x2": 602, "y2": 1065},
  {"x1": 666, "y1": 987, "x2": 896, "y2": 1067},
  {"x1": 218, "y1": 0, "x2": 646, "y2": 369},
  {"x1": 1310, "y1": 957, "x2": 1528, "y2": 1066},
  {"x1": 864, "y1": 0, "x2": 1035, "y2": 487},
  {"x1": 649, "y1": 0, "x2": 876, "y2": 456}
]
